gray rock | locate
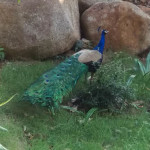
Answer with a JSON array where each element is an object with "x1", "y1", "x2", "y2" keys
[
  {"x1": 81, "y1": 1, "x2": 150, "y2": 54},
  {"x1": 0, "y1": 0, "x2": 80, "y2": 59}
]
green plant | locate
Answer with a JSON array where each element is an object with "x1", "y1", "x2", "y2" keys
[
  {"x1": 0, "y1": 95, "x2": 16, "y2": 150},
  {"x1": 83, "y1": 108, "x2": 98, "y2": 124},
  {"x1": 130, "y1": 52, "x2": 150, "y2": 100},
  {"x1": 0, "y1": 126, "x2": 8, "y2": 150},
  {"x1": 0, "y1": 144, "x2": 8, "y2": 150},
  {"x1": 0, "y1": 125, "x2": 8, "y2": 150},
  {"x1": 0, "y1": 57, "x2": 150, "y2": 150},
  {"x1": 0, "y1": 94, "x2": 16, "y2": 107},
  {"x1": 77, "y1": 55, "x2": 135, "y2": 112},
  {"x1": 134, "y1": 52, "x2": 150, "y2": 76},
  {"x1": 0, "y1": 47, "x2": 5, "y2": 61},
  {"x1": 0, "y1": 126, "x2": 8, "y2": 132}
]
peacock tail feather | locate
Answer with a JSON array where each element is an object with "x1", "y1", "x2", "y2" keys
[{"x1": 23, "y1": 53, "x2": 88, "y2": 110}]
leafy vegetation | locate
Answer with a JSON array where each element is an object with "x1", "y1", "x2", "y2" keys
[
  {"x1": 75, "y1": 52, "x2": 150, "y2": 112},
  {"x1": 0, "y1": 52, "x2": 150, "y2": 150},
  {"x1": 0, "y1": 126, "x2": 8, "y2": 150},
  {"x1": 134, "y1": 52, "x2": 150, "y2": 76},
  {"x1": 76, "y1": 52, "x2": 135, "y2": 112},
  {"x1": 131, "y1": 52, "x2": 150, "y2": 100},
  {"x1": 0, "y1": 94, "x2": 16, "y2": 107},
  {"x1": 0, "y1": 94, "x2": 16, "y2": 150}
]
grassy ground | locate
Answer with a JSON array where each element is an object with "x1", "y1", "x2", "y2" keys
[{"x1": 0, "y1": 53, "x2": 150, "y2": 150}]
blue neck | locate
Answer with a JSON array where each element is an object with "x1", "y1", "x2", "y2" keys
[{"x1": 94, "y1": 31, "x2": 106, "y2": 54}]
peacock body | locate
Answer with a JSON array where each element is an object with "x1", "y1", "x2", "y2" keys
[{"x1": 23, "y1": 29, "x2": 108, "y2": 110}]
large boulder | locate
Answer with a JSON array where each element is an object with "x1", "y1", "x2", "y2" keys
[
  {"x1": 81, "y1": 1, "x2": 150, "y2": 54},
  {"x1": 79, "y1": 0, "x2": 122, "y2": 14},
  {"x1": 0, "y1": 0, "x2": 80, "y2": 59}
]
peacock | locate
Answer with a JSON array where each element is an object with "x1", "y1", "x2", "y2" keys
[{"x1": 23, "y1": 28, "x2": 108, "y2": 111}]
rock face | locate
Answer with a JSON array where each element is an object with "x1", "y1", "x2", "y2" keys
[
  {"x1": 81, "y1": 1, "x2": 150, "y2": 54},
  {"x1": 79, "y1": 0, "x2": 122, "y2": 14},
  {"x1": 0, "y1": 0, "x2": 80, "y2": 59}
]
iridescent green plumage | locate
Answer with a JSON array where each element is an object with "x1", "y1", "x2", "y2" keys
[{"x1": 23, "y1": 53, "x2": 88, "y2": 110}]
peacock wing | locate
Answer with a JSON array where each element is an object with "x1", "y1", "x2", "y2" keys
[{"x1": 77, "y1": 49, "x2": 102, "y2": 63}]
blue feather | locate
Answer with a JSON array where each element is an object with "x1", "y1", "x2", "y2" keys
[{"x1": 93, "y1": 30, "x2": 106, "y2": 54}]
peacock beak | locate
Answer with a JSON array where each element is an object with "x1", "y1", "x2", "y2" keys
[{"x1": 104, "y1": 30, "x2": 109, "y2": 34}]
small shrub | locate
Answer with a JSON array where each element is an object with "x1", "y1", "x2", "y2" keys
[
  {"x1": 77, "y1": 53, "x2": 135, "y2": 112},
  {"x1": 131, "y1": 52, "x2": 150, "y2": 100}
]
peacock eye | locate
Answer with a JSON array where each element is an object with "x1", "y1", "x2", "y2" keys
[
  {"x1": 44, "y1": 80, "x2": 49, "y2": 84},
  {"x1": 44, "y1": 74, "x2": 48, "y2": 78}
]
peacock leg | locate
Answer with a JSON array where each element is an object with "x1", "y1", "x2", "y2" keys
[
  {"x1": 90, "y1": 72, "x2": 94, "y2": 84},
  {"x1": 84, "y1": 72, "x2": 88, "y2": 83}
]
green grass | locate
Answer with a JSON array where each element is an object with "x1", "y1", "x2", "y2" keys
[{"x1": 0, "y1": 53, "x2": 150, "y2": 150}]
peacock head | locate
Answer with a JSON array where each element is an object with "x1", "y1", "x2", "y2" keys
[
  {"x1": 102, "y1": 29, "x2": 109, "y2": 35},
  {"x1": 97, "y1": 26, "x2": 109, "y2": 35}
]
